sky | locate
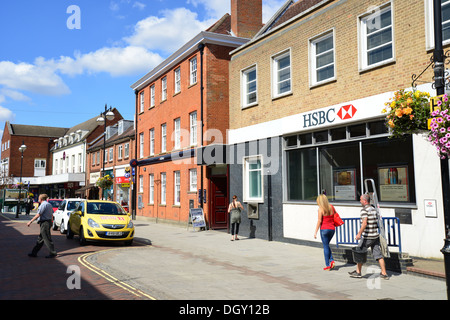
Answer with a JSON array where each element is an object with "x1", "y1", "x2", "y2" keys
[{"x1": 0, "y1": 0, "x2": 286, "y2": 137}]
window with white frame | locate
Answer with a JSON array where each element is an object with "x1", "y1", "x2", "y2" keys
[
  {"x1": 174, "y1": 118, "x2": 181, "y2": 150},
  {"x1": 190, "y1": 57, "x2": 197, "y2": 85},
  {"x1": 149, "y1": 174, "x2": 154, "y2": 204},
  {"x1": 109, "y1": 148, "x2": 113, "y2": 161},
  {"x1": 190, "y1": 111, "x2": 197, "y2": 146},
  {"x1": 189, "y1": 168, "x2": 197, "y2": 192},
  {"x1": 161, "y1": 172, "x2": 166, "y2": 204},
  {"x1": 150, "y1": 84, "x2": 155, "y2": 107},
  {"x1": 310, "y1": 31, "x2": 335, "y2": 85},
  {"x1": 78, "y1": 153, "x2": 82, "y2": 172},
  {"x1": 71, "y1": 155, "x2": 75, "y2": 173},
  {"x1": 161, "y1": 77, "x2": 167, "y2": 101},
  {"x1": 54, "y1": 159, "x2": 58, "y2": 175},
  {"x1": 124, "y1": 143, "x2": 130, "y2": 158},
  {"x1": 242, "y1": 65, "x2": 257, "y2": 108},
  {"x1": 139, "y1": 132, "x2": 144, "y2": 158},
  {"x1": 140, "y1": 91, "x2": 145, "y2": 113},
  {"x1": 161, "y1": 124, "x2": 167, "y2": 153},
  {"x1": 272, "y1": 50, "x2": 291, "y2": 97},
  {"x1": 174, "y1": 68, "x2": 181, "y2": 94},
  {"x1": 425, "y1": 0, "x2": 450, "y2": 48},
  {"x1": 149, "y1": 128, "x2": 155, "y2": 156},
  {"x1": 139, "y1": 175, "x2": 144, "y2": 193},
  {"x1": 92, "y1": 153, "x2": 95, "y2": 166},
  {"x1": 118, "y1": 145, "x2": 123, "y2": 159},
  {"x1": 174, "y1": 171, "x2": 180, "y2": 205},
  {"x1": 359, "y1": 3, "x2": 393, "y2": 70},
  {"x1": 97, "y1": 151, "x2": 100, "y2": 164},
  {"x1": 243, "y1": 156, "x2": 263, "y2": 202}
]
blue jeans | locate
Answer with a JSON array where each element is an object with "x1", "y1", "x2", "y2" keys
[{"x1": 320, "y1": 229, "x2": 335, "y2": 267}]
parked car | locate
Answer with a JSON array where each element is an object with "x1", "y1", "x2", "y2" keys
[
  {"x1": 67, "y1": 200, "x2": 134, "y2": 246},
  {"x1": 52, "y1": 198, "x2": 81, "y2": 234},
  {"x1": 48, "y1": 199, "x2": 63, "y2": 212}
]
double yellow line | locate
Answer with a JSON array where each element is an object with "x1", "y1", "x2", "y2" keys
[{"x1": 78, "y1": 248, "x2": 157, "y2": 300}]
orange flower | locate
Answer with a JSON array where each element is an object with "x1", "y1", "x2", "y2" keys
[
  {"x1": 403, "y1": 107, "x2": 413, "y2": 115},
  {"x1": 410, "y1": 115, "x2": 414, "y2": 120},
  {"x1": 395, "y1": 108, "x2": 403, "y2": 118},
  {"x1": 388, "y1": 120, "x2": 395, "y2": 128}
]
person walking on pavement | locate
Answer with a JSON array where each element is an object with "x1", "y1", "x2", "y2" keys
[
  {"x1": 27, "y1": 194, "x2": 57, "y2": 258},
  {"x1": 348, "y1": 194, "x2": 389, "y2": 280},
  {"x1": 25, "y1": 195, "x2": 33, "y2": 216},
  {"x1": 314, "y1": 194, "x2": 336, "y2": 271},
  {"x1": 228, "y1": 195, "x2": 243, "y2": 241}
]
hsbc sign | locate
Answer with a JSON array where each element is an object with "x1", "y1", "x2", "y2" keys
[{"x1": 303, "y1": 104, "x2": 358, "y2": 128}]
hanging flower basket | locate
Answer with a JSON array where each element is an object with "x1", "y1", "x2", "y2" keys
[
  {"x1": 96, "y1": 174, "x2": 113, "y2": 190},
  {"x1": 428, "y1": 94, "x2": 450, "y2": 159},
  {"x1": 383, "y1": 89, "x2": 431, "y2": 138}
]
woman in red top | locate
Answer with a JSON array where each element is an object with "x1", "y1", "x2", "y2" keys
[{"x1": 314, "y1": 194, "x2": 336, "y2": 270}]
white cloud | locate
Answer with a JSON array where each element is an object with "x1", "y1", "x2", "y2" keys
[
  {"x1": 0, "y1": 106, "x2": 15, "y2": 122},
  {"x1": 132, "y1": 2, "x2": 146, "y2": 10},
  {"x1": 187, "y1": 0, "x2": 229, "y2": 19},
  {"x1": 0, "y1": 61, "x2": 70, "y2": 96},
  {"x1": 125, "y1": 7, "x2": 216, "y2": 54}
]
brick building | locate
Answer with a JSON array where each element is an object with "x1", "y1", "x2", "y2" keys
[
  {"x1": 228, "y1": 0, "x2": 448, "y2": 259},
  {"x1": 130, "y1": 0, "x2": 262, "y2": 228}
]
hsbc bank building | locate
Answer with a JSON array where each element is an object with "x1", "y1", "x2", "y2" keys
[{"x1": 228, "y1": 83, "x2": 445, "y2": 259}]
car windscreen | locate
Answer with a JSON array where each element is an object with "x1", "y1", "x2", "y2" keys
[
  {"x1": 86, "y1": 202, "x2": 126, "y2": 215},
  {"x1": 48, "y1": 200, "x2": 62, "y2": 208},
  {"x1": 67, "y1": 201, "x2": 80, "y2": 211}
]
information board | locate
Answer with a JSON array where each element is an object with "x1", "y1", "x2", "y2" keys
[{"x1": 188, "y1": 208, "x2": 206, "y2": 230}]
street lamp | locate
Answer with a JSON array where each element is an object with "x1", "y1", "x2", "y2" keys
[
  {"x1": 96, "y1": 104, "x2": 115, "y2": 200},
  {"x1": 15, "y1": 141, "x2": 27, "y2": 218}
]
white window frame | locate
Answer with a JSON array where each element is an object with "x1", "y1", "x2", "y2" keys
[
  {"x1": 189, "y1": 168, "x2": 197, "y2": 192},
  {"x1": 174, "y1": 171, "x2": 180, "y2": 205},
  {"x1": 109, "y1": 148, "x2": 113, "y2": 162},
  {"x1": 190, "y1": 57, "x2": 197, "y2": 85},
  {"x1": 358, "y1": 2, "x2": 395, "y2": 72},
  {"x1": 139, "y1": 132, "x2": 144, "y2": 158},
  {"x1": 161, "y1": 172, "x2": 166, "y2": 205},
  {"x1": 140, "y1": 91, "x2": 145, "y2": 113},
  {"x1": 174, "y1": 68, "x2": 181, "y2": 94},
  {"x1": 124, "y1": 143, "x2": 130, "y2": 158},
  {"x1": 271, "y1": 49, "x2": 292, "y2": 98},
  {"x1": 118, "y1": 145, "x2": 123, "y2": 160},
  {"x1": 149, "y1": 174, "x2": 154, "y2": 204},
  {"x1": 309, "y1": 30, "x2": 336, "y2": 87},
  {"x1": 161, "y1": 123, "x2": 167, "y2": 153},
  {"x1": 150, "y1": 84, "x2": 155, "y2": 108},
  {"x1": 149, "y1": 128, "x2": 155, "y2": 156},
  {"x1": 174, "y1": 118, "x2": 181, "y2": 150},
  {"x1": 139, "y1": 175, "x2": 144, "y2": 193},
  {"x1": 189, "y1": 111, "x2": 197, "y2": 146},
  {"x1": 243, "y1": 155, "x2": 264, "y2": 203},
  {"x1": 161, "y1": 77, "x2": 167, "y2": 101},
  {"x1": 241, "y1": 65, "x2": 258, "y2": 109},
  {"x1": 425, "y1": 0, "x2": 450, "y2": 49}
]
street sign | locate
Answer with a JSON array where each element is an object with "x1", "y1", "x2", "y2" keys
[{"x1": 429, "y1": 95, "x2": 444, "y2": 129}]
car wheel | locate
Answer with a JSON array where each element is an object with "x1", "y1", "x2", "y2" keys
[
  {"x1": 79, "y1": 226, "x2": 86, "y2": 246},
  {"x1": 66, "y1": 223, "x2": 74, "y2": 239},
  {"x1": 60, "y1": 220, "x2": 66, "y2": 234}
]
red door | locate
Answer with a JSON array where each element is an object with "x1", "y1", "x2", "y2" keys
[{"x1": 209, "y1": 176, "x2": 228, "y2": 229}]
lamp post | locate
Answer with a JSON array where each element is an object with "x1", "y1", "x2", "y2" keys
[
  {"x1": 96, "y1": 104, "x2": 115, "y2": 200},
  {"x1": 433, "y1": 0, "x2": 450, "y2": 299},
  {"x1": 15, "y1": 141, "x2": 27, "y2": 218}
]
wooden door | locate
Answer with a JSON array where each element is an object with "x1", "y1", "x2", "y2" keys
[{"x1": 209, "y1": 176, "x2": 228, "y2": 229}]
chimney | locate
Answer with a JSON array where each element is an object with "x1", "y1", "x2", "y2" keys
[{"x1": 231, "y1": 0, "x2": 263, "y2": 38}]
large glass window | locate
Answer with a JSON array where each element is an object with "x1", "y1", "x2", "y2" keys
[
  {"x1": 244, "y1": 156, "x2": 263, "y2": 201},
  {"x1": 242, "y1": 66, "x2": 257, "y2": 108},
  {"x1": 310, "y1": 31, "x2": 335, "y2": 85},
  {"x1": 284, "y1": 122, "x2": 415, "y2": 204},
  {"x1": 272, "y1": 50, "x2": 291, "y2": 97}
]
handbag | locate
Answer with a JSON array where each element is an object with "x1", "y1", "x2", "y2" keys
[{"x1": 331, "y1": 205, "x2": 344, "y2": 227}]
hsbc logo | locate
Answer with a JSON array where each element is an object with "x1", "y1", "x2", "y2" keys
[
  {"x1": 337, "y1": 105, "x2": 357, "y2": 120},
  {"x1": 303, "y1": 104, "x2": 358, "y2": 129}
]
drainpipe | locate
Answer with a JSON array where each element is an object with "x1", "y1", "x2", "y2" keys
[{"x1": 198, "y1": 43, "x2": 205, "y2": 220}]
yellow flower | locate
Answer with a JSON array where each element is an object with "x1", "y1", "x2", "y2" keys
[
  {"x1": 403, "y1": 107, "x2": 413, "y2": 115},
  {"x1": 390, "y1": 101, "x2": 396, "y2": 108},
  {"x1": 406, "y1": 97, "x2": 413, "y2": 105}
]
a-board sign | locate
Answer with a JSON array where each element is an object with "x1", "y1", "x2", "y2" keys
[{"x1": 189, "y1": 208, "x2": 206, "y2": 228}]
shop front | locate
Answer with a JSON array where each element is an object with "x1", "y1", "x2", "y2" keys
[{"x1": 228, "y1": 86, "x2": 446, "y2": 259}]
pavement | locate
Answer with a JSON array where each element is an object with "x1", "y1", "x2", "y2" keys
[{"x1": 2, "y1": 210, "x2": 448, "y2": 301}]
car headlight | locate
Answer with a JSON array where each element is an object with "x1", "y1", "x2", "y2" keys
[
  {"x1": 127, "y1": 220, "x2": 134, "y2": 228},
  {"x1": 88, "y1": 218, "x2": 101, "y2": 228}
]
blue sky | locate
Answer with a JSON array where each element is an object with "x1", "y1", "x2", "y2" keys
[{"x1": 0, "y1": 0, "x2": 285, "y2": 135}]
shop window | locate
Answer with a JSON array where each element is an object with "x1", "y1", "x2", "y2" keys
[
  {"x1": 349, "y1": 123, "x2": 367, "y2": 138},
  {"x1": 331, "y1": 127, "x2": 347, "y2": 141},
  {"x1": 314, "y1": 130, "x2": 328, "y2": 143},
  {"x1": 243, "y1": 156, "x2": 263, "y2": 202},
  {"x1": 285, "y1": 136, "x2": 298, "y2": 148},
  {"x1": 299, "y1": 133, "x2": 313, "y2": 146},
  {"x1": 286, "y1": 148, "x2": 317, "y2": 201}
]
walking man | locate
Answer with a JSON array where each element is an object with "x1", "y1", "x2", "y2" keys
[
  {"x1": 27, "y1": 194, "x2": 57, "y2": 258},
  {"x1": 348, "y1": 194, "x2": 389, "y2": 279}
]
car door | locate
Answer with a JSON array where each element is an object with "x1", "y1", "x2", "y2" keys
[{"x1": 70, "y1": 201, "x2": 84, "y2": 234}]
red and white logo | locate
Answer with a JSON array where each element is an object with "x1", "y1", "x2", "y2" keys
[{"x1": 337, "y1": 104, "x2": 357, "y2": 120}]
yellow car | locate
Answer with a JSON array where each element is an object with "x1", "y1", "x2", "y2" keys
[{"x1": 67, "y1": 200, "x2": 134, "y2": 246}]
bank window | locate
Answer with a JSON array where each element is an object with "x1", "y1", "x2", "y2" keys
[
  {"x1": 310, "y1": 30, "x2": 335, "y2": 85},
  {"x1": 285, "y1": 125, "x2": 415, "y2": 204},
  {"x1": 272, "y1": 50, "x2": 291, "y2": 98},
  {"x1": 359, "y1": 3, "x2": 394, "y2": 70},
  {"x1": 244, "y1": 156, "x2": 263, "y2": 202},
  {"x1": 242, "y1": 65, "x2": 257, "y2": 108}
]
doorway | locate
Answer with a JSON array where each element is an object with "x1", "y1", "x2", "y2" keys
[{"x1": 209, "y1": 175, "x2": 228, "y2": 229}]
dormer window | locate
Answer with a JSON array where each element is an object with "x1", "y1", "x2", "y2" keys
[{"x1": 118, "y1": 120, "x2": 124, "y2": 135}]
